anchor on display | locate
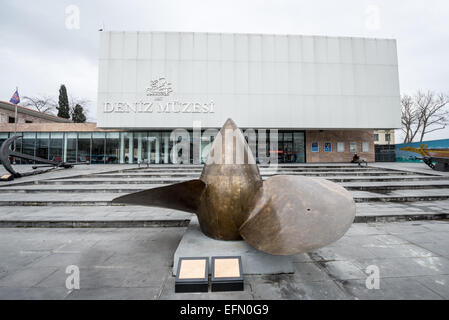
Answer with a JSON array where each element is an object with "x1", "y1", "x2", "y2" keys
[
  {"x1": 0, "y1": 135, "x2": 78, "y2": 181},
  {"x1": 113, "y1": 119, "x2": 356, "y2": 255}
]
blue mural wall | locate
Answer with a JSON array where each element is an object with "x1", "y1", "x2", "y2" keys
[{"x1": 396, "y1": 138, "x2": 449, "y2": 162}]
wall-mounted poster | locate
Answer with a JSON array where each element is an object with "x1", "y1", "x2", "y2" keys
[
  {"x1": 324, "y1": 142, "x2": 332, "y2": 152},
  {"x1": 312, "y1": 142, "x2": 319, "y2": 152}
]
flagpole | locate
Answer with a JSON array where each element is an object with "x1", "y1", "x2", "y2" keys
[{"x1": 13, "y1": 87, "x2": 18, "y2": 157}]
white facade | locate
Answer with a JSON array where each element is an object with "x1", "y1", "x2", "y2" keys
[{"x1": 97, "y1": 31, "x2": 401, "y2": 130}]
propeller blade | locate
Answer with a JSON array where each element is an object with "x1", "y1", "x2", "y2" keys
[{"x1": 112, "y1": 179, "x2": 206, "y2": 213}]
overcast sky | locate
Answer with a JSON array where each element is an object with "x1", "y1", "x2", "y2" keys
[{"x1": 1, "y1": 0, "x2": 448, "y2": 140}]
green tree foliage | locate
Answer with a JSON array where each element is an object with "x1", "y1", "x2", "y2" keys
[
  {"x1": 57, "y1": 85, "x2": 70, "y2": 119},
  {"x1": 71, "y1": 104, "x2": 87, "y2": 123}
]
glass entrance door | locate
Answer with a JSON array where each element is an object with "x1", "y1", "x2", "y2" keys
[{"x1": 277, "y1": 131, "x2": 305, "y2": 163}]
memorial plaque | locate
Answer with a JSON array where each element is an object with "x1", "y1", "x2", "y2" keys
[
  {"x1": 211, "y1": 256, "x2": 243, "y2": 292},
  {"x1": 175, "y1": 257, "x2": 209, "y2": 293}
]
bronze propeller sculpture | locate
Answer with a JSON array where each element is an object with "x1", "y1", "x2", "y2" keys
[{"x1": 112, "y1": 119, "x2": 356, "y2": 255}]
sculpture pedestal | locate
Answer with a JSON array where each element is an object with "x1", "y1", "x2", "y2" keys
[{"x1": 173, "y1": 217, "x2": 294, "y2": 275}]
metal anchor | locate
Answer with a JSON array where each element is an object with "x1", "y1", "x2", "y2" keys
[{"x1": 0, "y1": 135, "x2": 74, "y2": 180}]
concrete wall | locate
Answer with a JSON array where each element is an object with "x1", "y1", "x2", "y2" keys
[
  {"x1": 0, "y1": 122, "x2": 116, "y2": 133},
  {"x1": 374, "y1": 129, "x2": 395, "y2": 145},
  {"x1": 97, "y1": 31, "x2": 401, "y2": 130},
  {"x1": 0, "y1": 109, "x2": 47, "y2": 124},
  {"x1": 306, "y1": 130, "x2": 375, "y2": 163}
]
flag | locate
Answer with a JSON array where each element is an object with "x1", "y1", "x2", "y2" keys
[{"x1": 9, "y1": 89, "x2": 20, "y2": 105}]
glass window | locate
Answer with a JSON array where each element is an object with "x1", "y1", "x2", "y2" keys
[
  {"x1": 362, "y1": 142, "x2": 370, "y2": 152},
  {"x1": 283, "y1": 133, "x2": 292, "y2": 142},
  {"x1": 337, "y1": 142, "x2": 345, "y2": 153},
  {"x1": 49, "y1": 133, "x2": 63, "y2": 162},
  {"x1": 278, "y1": 131, "x2": 294, "y2": 164},
  {"x1": 293, "y1": 132, "x2": 305, "y2": 163},
  {"x1": 311, "y1": 142, "x2": 319, "y2": 152},
  {"x1": 10, "y1": 133, "x2": 24, "y2": 164},
  {"x1": 105, "y1": 132, "x2": 120, "y2": 164},
  {"x1": 77, "y1": 133, "x2": 91, "y2": 163},
  {"x1": 66, "y1": 133, "x2": 77, "y2": 163},
  {"x1": 121, "y1": 132, "x2": 134, "y2": 164},
  {"x1": 91, "y1": 132, "x2": 106, "y2": 164},
  {"x1": 201, "y1": 130, "x2": 218, "y2": 164},
  {"x1": 134, "y1": 132, "x2": 149, "y2": 163},
  {"x1": 324, "y1": 142, "x2": 332, "y2": 152},
  {"x1": 148, "y1": 132, "x2": 161, "y2": 164},
  {"x1": 349, "y1": 142, "x2": 357, "y2": 153},
  {"x1": 385, "y1": 134, "x2": 391, "y2": 142},
  {"x1": 374, "y1": 134, "x2": 379, "y2": 142},
  {"x1": 0, "y1": 133, "x2": 9, "y2": 153},
  {"x1": 36, "y1": 132, "x2": 49, "y2": 160},
  {"x1": 161, "y1": 132, "x2": 172, "y2": 164},
  {"x1": 243, "y1": 129, "x2": 257, "y2": 164}
]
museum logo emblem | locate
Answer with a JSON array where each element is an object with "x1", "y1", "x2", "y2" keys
[{"x1": 103, "y1": 77, "x2": 215, "y2": 114}]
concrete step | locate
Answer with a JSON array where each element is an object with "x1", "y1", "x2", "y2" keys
[
  {"x1": 351, "y1": 188, "x2": 449, "y2": 202},
  {"x1": 0, "y1": 205, "x2": 192, "y2": 228},
  {"x1": 3, "y1": 180, "x2": 449, "y2": 194},
  {"x1": 342, "y1": 180, "x2": 449, "y2": 191},
  {"x1": 123, "y1": 167, "x2": 386, "y2": 172},
  {"x1": 0, "y1": 187, "x2": 158, "y2": 193},
  {"x1": 91, "y1": 170, "x2": 416, "y2": 177},
  {"x1": 326, "y1": 176, "x2": 449, "y2": 183},
  {"x1": 125, "y1": 164, "x2": 375, "y2": 169},
  {"x1": 2, "y1": 175, "x2": 447, "y2": 188},
  {"x1": 0, "y1": 201, "x2": 448, "y2": 227},
  {"x1": 83, "y1": 171, "x2": 416, "y2": 179},
  {"x1": 2, "y1": 189, "x2": 449, "y2": 205}
]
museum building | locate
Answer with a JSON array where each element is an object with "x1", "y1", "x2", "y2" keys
[{"x1": 0, "y1": 31, "x2": 401, "y2": 164}]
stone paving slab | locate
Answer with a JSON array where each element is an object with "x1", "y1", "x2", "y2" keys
[
  {"x1": 0, "y1": 200, "x2": 448, "y2": 227},
  {"x1": 0, "y1": 221, "x2": 448, "y2": 300}
]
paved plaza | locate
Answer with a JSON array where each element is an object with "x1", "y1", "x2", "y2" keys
[
  {"x1": 0, "y1": 162, "x2": 448, "y2": 299},
  {"x1": 0, "y1": 221, "x2": 448, "y2": 299}
]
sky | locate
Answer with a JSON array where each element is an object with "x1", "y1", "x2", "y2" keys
[{"x1": 0, "y1": 0, "x2": 448, "y2": 141}]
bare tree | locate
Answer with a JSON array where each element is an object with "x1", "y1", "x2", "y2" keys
[
  {"x1": 401, "y1": 91, "x2": 449, "y2": 143},
  {"x1": 22, "y1": 95, "x2": 57, "y2": 114},
  {"x1": 401, "y1": 94, "x2": 420, "y2": 143},
  {"x1": 416, "y1": 91, "x2": 449, "y2": 142}
]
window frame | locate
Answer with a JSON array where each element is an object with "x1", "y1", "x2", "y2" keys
[
  {"x1": 362, "y1": 141, "x2": 370, "y2": 153},
  {"x1": 349, "y1": 142, "x2": 358, "y2": 153},
  {"x1": 337, "y1": 142, "x2": 345, "y2": 153}
]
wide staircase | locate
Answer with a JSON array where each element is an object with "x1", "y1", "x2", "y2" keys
[{"x1": 1, "y1": 163, "x2": 449, "y2": 227}]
